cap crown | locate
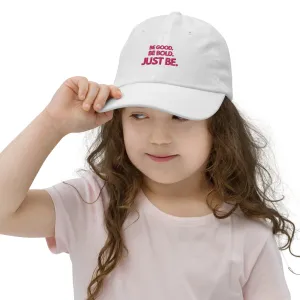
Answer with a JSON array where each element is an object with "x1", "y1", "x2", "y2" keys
[{"x1": 114, "y1": 12, "x2": 233, "y2": 100}]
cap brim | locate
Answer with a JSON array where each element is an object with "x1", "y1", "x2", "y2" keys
[{"x1": 98, "y1": 82, "x2": 225, "y2": 120}]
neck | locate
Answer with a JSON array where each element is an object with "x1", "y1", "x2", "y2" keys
[{"x1": 142, "y1": 173, "x2": 215, "y2": 204}]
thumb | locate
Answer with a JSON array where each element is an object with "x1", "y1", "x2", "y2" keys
[{"x1": 95, "y1": 110, "x2": 113, "y2": 126}]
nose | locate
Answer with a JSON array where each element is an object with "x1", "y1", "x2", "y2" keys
[{"x1": 149, "y1": 124, "x2": 172, "y2": 145}]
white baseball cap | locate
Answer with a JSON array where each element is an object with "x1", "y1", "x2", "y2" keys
[{"x1": 98, "y1": 11, "x2": 233, "y2": 120}]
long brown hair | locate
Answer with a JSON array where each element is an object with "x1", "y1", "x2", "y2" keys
[{"x1": 64, "y1": 96, "x2": 300, "y2": 299}]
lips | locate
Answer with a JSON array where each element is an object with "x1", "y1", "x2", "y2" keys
[{"x1": 147, "y1": 154, "x2": 177, "y2": 158}]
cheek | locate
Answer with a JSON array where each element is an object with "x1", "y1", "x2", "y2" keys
[
  {"x1": 124, "y1": 123, "x2": 141, "y2": 141},
  {"x1": 123, "y1": 120, "x2": 150, "y2": 140},
  {"x1": 123, "y1": 124, "x2": 145, "y2": 154},
  {"x1": 181, "y1": 130, "x2": 212, "y2": 158}
]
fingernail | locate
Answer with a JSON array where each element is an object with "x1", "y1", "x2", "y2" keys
[
  {"x1": 117, "y1": 91, "x2": 122, "y2": 97},
  {"x1": 83, "y1": 103, "x2": 90, "y2": 110},
  {"x1": 95, "y1": 103, "x2": 102, "y2": 109}
]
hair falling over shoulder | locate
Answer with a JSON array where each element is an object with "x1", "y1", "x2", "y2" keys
[{"x1": 63, "y1": 97, "x2": 300, "y2": 300}]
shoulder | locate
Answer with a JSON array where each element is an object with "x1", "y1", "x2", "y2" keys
[
  {"x1": 45, "y1": 169, "x2": 109, "y2": 207},
  {"x1": 44, "y1": 170, "x2": 109, "y2": 254},
  {"x1": 224, "y1": 202, "x2": 273, "y2": 239},
  {"x1": 221, "y1": 203, "x2": 275, "y2": 260}
]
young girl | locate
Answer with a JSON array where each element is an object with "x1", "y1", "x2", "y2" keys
[{"x1": 0, "y1": 11, "x2": 297, "y2": 300}]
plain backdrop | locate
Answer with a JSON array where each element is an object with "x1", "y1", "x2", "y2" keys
[{"x1": 0, "y1": 0, "x2": 299, "y2": 299}]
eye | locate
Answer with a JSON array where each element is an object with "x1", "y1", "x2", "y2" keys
[
  {"x1": 130, "y1": 113, "x2": 145, "y2": 120},
  {"x1": 130, "y1": 113, "x2": 188, "y2": 121}
]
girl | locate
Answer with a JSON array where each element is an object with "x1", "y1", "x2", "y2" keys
[{"x1": 0, "y1": 11, "x2": 298, "y2": 300}]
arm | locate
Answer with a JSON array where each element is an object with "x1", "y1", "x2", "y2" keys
[
  {"x1": 0, "y1": 110, "x2": 65, "y2": 221},
  {"x1": 242, "y1": 232, "x2": 291, "y2": 300}
]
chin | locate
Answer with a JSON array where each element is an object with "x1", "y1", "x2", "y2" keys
[{"x1": 142, "y1": 169, "x2": 186, "y2": 185}]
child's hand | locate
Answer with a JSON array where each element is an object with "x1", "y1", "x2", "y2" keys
[{"x1": 42, "y1": 76, "x2": 122, "y2": 136}]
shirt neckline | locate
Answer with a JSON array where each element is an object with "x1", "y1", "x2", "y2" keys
[{"x1": 136, "y1": 188, "x2": 231, "y2": 227}]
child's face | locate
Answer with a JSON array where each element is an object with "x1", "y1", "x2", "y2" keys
[{"x1": 121, "y1": 107, "x2": 213, "y2": 186}]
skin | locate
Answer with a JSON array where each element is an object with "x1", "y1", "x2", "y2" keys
[{"x1": 121, "y1": 107, "x2": 219, "y2": 217}]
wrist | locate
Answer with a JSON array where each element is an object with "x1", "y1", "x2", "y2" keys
[{"x1": 38, "y1": 109, "x2": 67, "y2": 140}]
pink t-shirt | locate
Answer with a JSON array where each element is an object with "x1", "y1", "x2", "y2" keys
[{"x1": 45, "y1": 170, "x2": 291, "y2": 300}]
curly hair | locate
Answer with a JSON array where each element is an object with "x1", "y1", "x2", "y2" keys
[{"x1": 63, "y1": 96, "x2": 300, "y2": 299}]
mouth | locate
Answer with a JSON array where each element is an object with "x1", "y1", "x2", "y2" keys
[{"x1": 146, "y1": 153, "x2": 178, "y2": 158}]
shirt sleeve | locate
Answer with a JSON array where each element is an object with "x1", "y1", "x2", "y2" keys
[
  {"x1": 242, "y1": 230, "x2": 291, "y2": 300},
  {"x1": 44, "y1": 170, "x2": 105, "y2": 255}
]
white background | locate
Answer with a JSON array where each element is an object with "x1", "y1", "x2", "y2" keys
[{"x1": 0, "y1": 0, "x2": 299, "y2": 299}]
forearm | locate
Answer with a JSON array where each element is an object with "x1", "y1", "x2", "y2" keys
[{"x1": 0, "y1": 110, "x2": 65, "y2": 219}]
